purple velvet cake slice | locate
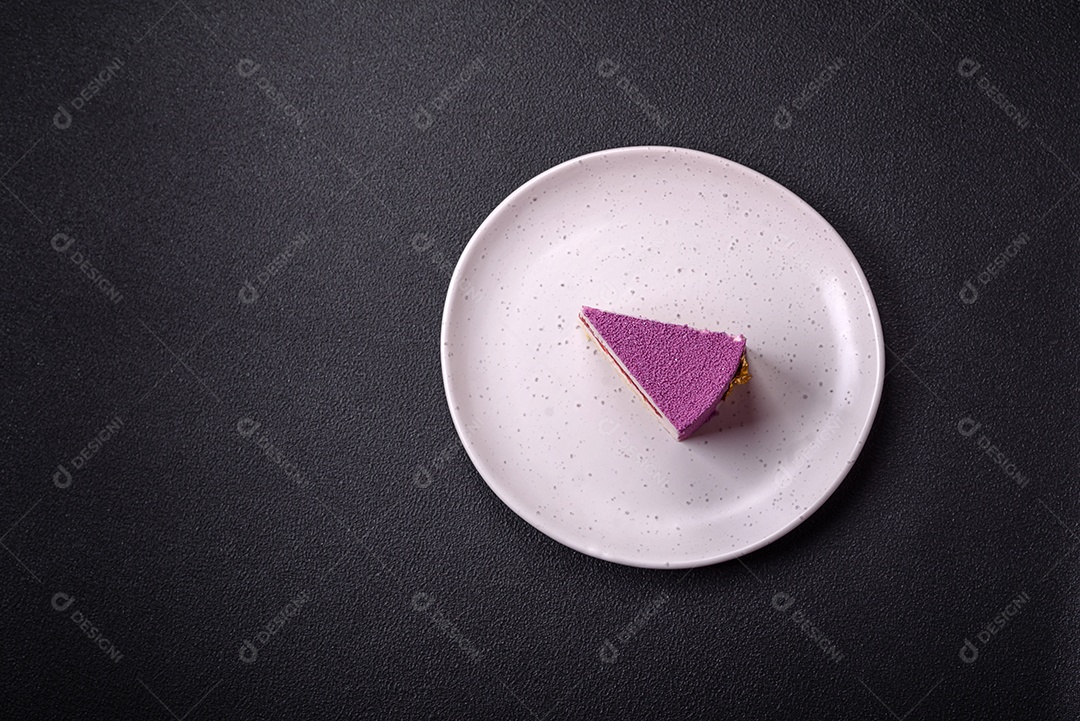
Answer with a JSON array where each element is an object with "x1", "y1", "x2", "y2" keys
[{"x1": 579, "y1": 306, "x2": 750, "y2": 441}]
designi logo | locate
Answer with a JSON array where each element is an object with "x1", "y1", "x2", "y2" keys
[
  {"x1": 596, "y1": 58, "x2": 620, "y2": 78},
  {"x1": 239, "y1": 639, "x2": 258, "y2": 663},
  {"x1": 238, "y1": 281, "x2": 260, "y2": 304},
  {"x1": 52, "y1": 591, "x2": 76, "y2": 612},
  {"x1": 411, "y1": 107, "x2": 434, "y2": 131},
  {"x1": 773, "y1": 106, "x2": 793, "y2": 130},
  {"x1": 237, "y1": 59, "x2": 260, "y2": 77},
  {"x1": 53, "y1": 464, "x2": 73, "y2": 489},
  {"x1": 598, "y1": 638, "x2": 620, "y2": 664},
  {"x1": 237, "y1": 417, "x2": 261, "y2": 438},
  {"x1": 54, "y1": 106, "x2": 73, "y2": 130},
  {"x1": 52, "y1": 57, "x2": 124, "y2": 130}
]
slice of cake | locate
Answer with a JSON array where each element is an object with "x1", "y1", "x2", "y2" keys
[{"x1": 579, "y1": 305, "x2": 750, "y2": 440}]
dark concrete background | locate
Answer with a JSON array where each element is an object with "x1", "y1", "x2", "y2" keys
[{"x1": 2, "y1": 1, "x2": 1078, "y2": 718}]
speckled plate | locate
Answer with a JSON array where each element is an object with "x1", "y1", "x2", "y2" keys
[{"x1": 441, "y1": 146, "x2": 884, "y2": 569}]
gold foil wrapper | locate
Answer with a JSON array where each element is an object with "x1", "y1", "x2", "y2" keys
[
  {"x1": 730, "y1": 354, "x2": 751, "y2": 387},
  {"x1": 721, "y1": 353, "x2": 751, "y2": 401}
]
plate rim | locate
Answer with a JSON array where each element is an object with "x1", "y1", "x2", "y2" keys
[{"x1": 441, "y1": 145, "x2": 885, "y2": 569}]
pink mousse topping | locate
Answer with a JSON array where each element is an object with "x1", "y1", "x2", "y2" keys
[{"x1": 582, "y1": 306, "x2": 746, "y2": 440}]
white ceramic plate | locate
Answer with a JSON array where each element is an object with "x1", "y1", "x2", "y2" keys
[{"x1": 441, "y1": 146, "x2": 883, "y2": 569}]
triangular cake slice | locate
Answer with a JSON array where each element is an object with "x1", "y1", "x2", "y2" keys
[{"x1": 579, "y1": 306, "x2": 750, "y2": 441}]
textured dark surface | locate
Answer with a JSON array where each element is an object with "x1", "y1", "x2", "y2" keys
[{"x1": 2, "y1": 1, "x2": 1079, "y2": 719}]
